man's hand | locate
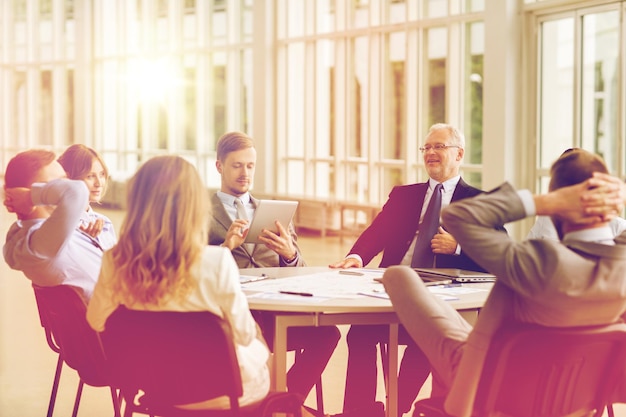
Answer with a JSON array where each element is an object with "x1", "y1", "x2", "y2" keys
[
  {"x1": 4, "y1": 187, "x2": 35, "y2": 216},
  {"x1": 536, "y1": 174, "x2": 624, "y2": 224},
  {"x1": 222, "y1": 219, "x2": 249, "y2": 250},
  {"x1": 80, "y1": 218, "x2": 104, "y2": 238},
  {"x1": 258, "y1": 221, "x2": 297, "y2": 260},
  {"x1": 329, "y1": 257, "x2": 362, "y2": 269},
  {"x1": 431, "y1": 227, "x2": 457, "y2": 254},
  {"x1": 583, "y1": 173, "x2": 626, "y2": 220}
]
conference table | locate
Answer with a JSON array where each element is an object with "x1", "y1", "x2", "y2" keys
[{"x1": 241, "y1": 266, "x2": 492, "y2": 417}]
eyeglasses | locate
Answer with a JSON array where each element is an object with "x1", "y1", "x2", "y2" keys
[{"x1": 419, "y1": 144, "x2": 461, "y2": 153}]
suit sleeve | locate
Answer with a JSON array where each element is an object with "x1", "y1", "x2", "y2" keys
[{"x1": 348, "y1": 186, "x2": 412, "y2": 266}]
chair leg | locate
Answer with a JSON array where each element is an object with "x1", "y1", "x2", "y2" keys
[
  {"x1": 72, "y1": 380, "x2": 84, "y2": 417},
  {"x1": 110, "y1": 387, "x2": 122, "y2": 417},
  {"x1": 379, "y1": 342, "x2": 389, "y2": 392},
  {"x1": 47, "y1": 355, "x2": 64, "y2": 417},
  {"x1": 122, "y1": 399, "x2": 133, "y2": 417},
  {"x1": 315, "y1": 379, "x2": 324, "y2": 416},
  {"x1": 607, "y1": 404, "x2": 615, "y2": 417}
]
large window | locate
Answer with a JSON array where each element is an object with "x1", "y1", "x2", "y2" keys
[
  {"x1": 92, "y1": 0, "x2": 254, "y2": 186},
  {"x1": 534, "y1": 3, "x2": 623, "y2": 193},
  {"x1": 0, "y1": 0, "x2": 76, "y2": 157},
  {"x1": 276, "y1": 0, "x2": 485, "y2": 205}
]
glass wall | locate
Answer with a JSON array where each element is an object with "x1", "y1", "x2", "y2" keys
[
  {"x1": 91, "y1": 0, "x2": 254, "y2": 187},
  {"x1": 275, "y1": 0, "x2": 485, "y2": 204},
  {"x1": 2, "y1": 0, "x2": 484, "y2": 208},
  {"x1": 6, "y1": 0, "x2": 626, "y2": 236},
  {"x1": 0, "y1": 0, "x2": 76, "y2": 160},
  {"x1": 533, "y1": 2, "x2": 624, "y2": 193}
]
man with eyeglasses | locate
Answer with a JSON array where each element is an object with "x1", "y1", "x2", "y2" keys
[{"x1": 329, "y1": 123, "x2": 505, "y2": 417}]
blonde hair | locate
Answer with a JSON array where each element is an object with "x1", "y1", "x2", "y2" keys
[{"x1": 109, "y1": 155, "x2": 208, "y2": 305}]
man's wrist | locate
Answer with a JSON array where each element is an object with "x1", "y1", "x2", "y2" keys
[
  {"x1": 283, "y1": 251, "x2": 298, "y2": 263},
  {"x1": 533, "y1": 193, "x2": 559, "y2": 217}
]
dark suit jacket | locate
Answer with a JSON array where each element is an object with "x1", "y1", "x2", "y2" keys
[
  {"x1": 208, "y1": 193, "x2": 305, "y2": 269},
  {"x1": 349, "y1": 178, "x2": 500, "y2": 271}
]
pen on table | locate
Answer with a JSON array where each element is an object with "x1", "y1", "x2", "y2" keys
[
  {"x1": 426, "y1": 282, "x2": 463, "y2": 288},
  {"x1": 279, "y1": 290, "x2": 314, "y2": 297},
  {"x1": 339, "y1": 270, "x2": 364, "y2": 276}
]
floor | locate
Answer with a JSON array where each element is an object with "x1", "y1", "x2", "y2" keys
[{"x1": 1, "y1": 207, "x2": 624, "y2": 417}]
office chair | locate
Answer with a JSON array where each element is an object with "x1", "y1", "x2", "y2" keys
[
  {"x1": 32, "y1": 284, "x2": 121, "y2": 417},
  {"x1": 101, "y1": 306, "x2": 304, "y2": 417},
  {"x1": 413, "y1": 321, "x2": 626, "y2": 417}
]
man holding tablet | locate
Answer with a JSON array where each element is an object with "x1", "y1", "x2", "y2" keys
[
  {"x1": 209, "y1": 131, "x2": 340, "y2": 410},
  {"x1": 209, "y1": 131, "x2": 304, "y2": 268}
]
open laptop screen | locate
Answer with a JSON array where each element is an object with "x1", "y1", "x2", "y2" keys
[{"x1": 414, "y1": 268, "x2": 496, "y2": 283}]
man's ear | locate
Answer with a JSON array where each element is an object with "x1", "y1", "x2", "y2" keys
[{"x1": 215, "y1": 160, "x2": 223, "y2": 174}]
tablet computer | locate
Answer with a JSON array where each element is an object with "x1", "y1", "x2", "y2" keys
[
  {"x1": 414, "y1": 268, "x2": 496, "y2": 283},
  {"x1": 245, "y1": 200, "x2": 299, "y2": 243}
]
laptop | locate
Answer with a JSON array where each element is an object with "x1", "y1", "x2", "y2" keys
[{"x1": 414, "y1": 268, "x2": 496, "y2": 283}]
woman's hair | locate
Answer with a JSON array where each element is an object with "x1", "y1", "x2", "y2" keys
[
  {"x1": 549, "y1": 148, "x2": 608, "y2": 191},
  {"x1": 58, "y1": 144, "x2": 109, "y2": 195},
  {"x1": 108, "y1": 155, "x2": 208, "y2": 305},
  {"x1": 5, "y1": 149, "x2": 56, "y2": 188},
  {"x1": 216, "y1": 131, "x2": 254, "y2": 161}
]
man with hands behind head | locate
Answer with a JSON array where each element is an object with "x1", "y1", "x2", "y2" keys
[
  {"x1": 3, "y1": 149, "x2": 103, "y2": 299},
  {"x1": 209, "y1": 131, "x2": 340, "y2": 406}
]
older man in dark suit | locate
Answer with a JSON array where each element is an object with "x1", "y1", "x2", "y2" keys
[{"x1": 330, "y1": 123, "x2": 505, "y2": 417}]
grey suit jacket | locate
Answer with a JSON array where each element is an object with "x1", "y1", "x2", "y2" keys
[
  {"x1": 440, "y1": 182, "x2": 626, "y2": 416},
  {"x1": 208, "y1": 193, "x2": 306, "y2": 269}
]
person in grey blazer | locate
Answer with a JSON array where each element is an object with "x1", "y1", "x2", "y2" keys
[
  {"x1": 208, "y1": 131, "x2": 340, "y2": 406},
  {"x1": 383, "y1": 149, "x2": 626, "y2": 417}
]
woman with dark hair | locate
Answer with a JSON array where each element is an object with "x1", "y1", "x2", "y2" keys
[{"x1": 58, "y1": 144, "x2": 116, "y2": 249}]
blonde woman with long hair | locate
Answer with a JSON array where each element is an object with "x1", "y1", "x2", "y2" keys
[{"x1": 86, "y1": 155, "x2": 270, "y2": 408}]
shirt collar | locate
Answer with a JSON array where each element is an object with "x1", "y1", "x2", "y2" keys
[
  {"x1": 428, "y1": 175, "x2": 460, "y2": 193},
  {"x1": 217, "y1": 191, "x2": 251, "y2": 207},
  {"x1": 563, "y1": 226, "x2": 615, "y2": 245}
]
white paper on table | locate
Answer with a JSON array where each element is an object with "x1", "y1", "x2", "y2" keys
[{"x1": 242, "y1": 269, "x2": 385, "y2": 299}]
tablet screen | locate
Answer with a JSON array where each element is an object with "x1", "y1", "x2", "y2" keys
[{"x1": 245, "y1": 200, "x2": 299, "y2": 243}]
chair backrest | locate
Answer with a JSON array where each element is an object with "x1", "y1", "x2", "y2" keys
[
  {"x1": 32, "y1": 284, "x2": 112, "y2": 386},
  {"x1": 101, "y1": 306, "x2": 244, "y2": 409},
  {"x1": 473, "y1": 321, "x2": 626, "y2": 417}
]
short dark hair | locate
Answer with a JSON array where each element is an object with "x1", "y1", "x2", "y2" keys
[
  {"x1": 549, "y1": 149, "x2": 608, "y2": 191},
  {"x1": 216, "y1": 131, "x2": 254, "y2": 161},
  {"x1": 5, "y1": 149, "x2": 56, "y2": 188}
]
